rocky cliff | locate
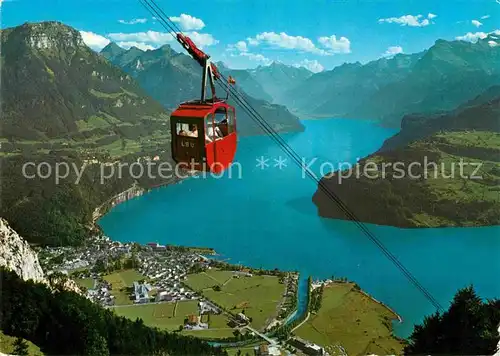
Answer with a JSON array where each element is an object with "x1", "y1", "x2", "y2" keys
[
  {"x1": 0, "y1": 218, "x2": 45, "y2": 283},
  {"x1": 0, "y1": 217, "x2": 83, "y2": 295}
]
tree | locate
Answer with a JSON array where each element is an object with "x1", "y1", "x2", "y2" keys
[
  {"x1": 13, "y1": 337, "x2": 29, "y2": 356},
  {"x1": 405, "y1": 286, "x2": 500, "y2": 355},
  {"x1": 84, "y1": 332, "x2": 109, "y2": 356},
  {"x1": 93, "y1": 258, "x2": 107, "y2": 273}
]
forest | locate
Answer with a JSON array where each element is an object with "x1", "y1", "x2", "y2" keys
[
  {"x1": 405, "y1": 286, "x2": 500, "y2": 355},
  {"x1": 0, "y1": 268, "x2": 226, "y2": 355}
]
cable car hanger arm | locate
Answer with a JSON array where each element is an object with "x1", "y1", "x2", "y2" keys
[{"x1": 176, "y1": 33, "x2": 224, "y2": 102}]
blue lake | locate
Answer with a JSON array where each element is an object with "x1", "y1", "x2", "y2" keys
[{"x1": 99, "y1": 119, "x2": 500, "y2": 338}]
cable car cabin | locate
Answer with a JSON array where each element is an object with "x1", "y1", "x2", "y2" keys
[{"x1": 170, "y1": 100, "x2": 237, "y2": 173}]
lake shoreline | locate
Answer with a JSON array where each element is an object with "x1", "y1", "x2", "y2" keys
[
  {"x1": 98, "y1": 118, "x2": 500, "y2": 339},
  {"x1": 313, "y1": 279, "x2": 403, "y2": 324}
]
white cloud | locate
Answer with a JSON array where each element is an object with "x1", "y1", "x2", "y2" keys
[
  {"x1": 118, "y1": 18, "x2": 147, "y2": 25},
  {"x1": 249, "y1": 32, "x2": 320, "y2": 53},
  {"x1": 455, "y1": 29, "x2": 500, "y2": 43},
  {"x1": 488, "y1": 40, "x2": 498, "y2": 47},
  {"x1": 472, "y1": 20, "x2": 483, "y2": 27},
  {"x1": 383, "y1": 46, "x2": 403, "y2": 56},
  {"x1": 246, "y1": 31, "x2": 351, "y2": 56},
  {"x1": 318, "y1": 35, "x2": 351, "y2": 53},
  {"x1": 226, "y1": 41, "x2": 248, "y2": 53},
  {"x1": 235, "y1": 41, "x2": 248, "y2": 52},
  {"x1": 117, "y1": 41, "x2": 155, "y2": 51},
  {"x1": 79, "y1": 31, "x2": 110, "y2": 51},
  {"x1": 293, "y1": 59, "x2": 324, "y2": 73},
  {"x1": 455, "y1": 31, "x2": 488, "y2": 42},
  {"x1": 107, "y1": 30, "x2": 217, "y2": 50},
  {"x1": 247, "y1": 37, "x2": 259, "y2": 46},
  {"x1": 170, "y1": 14, "x2": 205, "y2": 31},
  {"x1": 108, "y1": 30, "x2": 174, "y2": 44},
  {"x1": 378, "y1": 13, "x2": 436, "y2": 27},
  {"x1": 481, "y1": 15, "x2": 490, "y2": 20},
  {"x1": 238, "y1": 52, "x2": 272, "y2": 65},
  {"x1": 185, "y1": 32, "x2": 218, "y2": 48}
]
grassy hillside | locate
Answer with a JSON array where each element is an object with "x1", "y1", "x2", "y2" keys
[
  {"x1": 312, "y1": 90, "x2": 500, "y2": 227},
  {"x1": 0, "y1": 331, "x2": 44, "y2": 355},
  {"x1": 0, "y1": 22, "x2": 176, "y2": 245},
  {"x1": 295, "y1": 283, "x2": 404, "y2": 355}
]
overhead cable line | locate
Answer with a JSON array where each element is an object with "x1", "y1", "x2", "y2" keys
[{"x1": 138, "y1": 0, "x2": 444, "y2": 313}]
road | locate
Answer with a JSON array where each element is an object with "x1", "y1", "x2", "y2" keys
[
  {"x1": 244, "y1": 325, "x2": 278, "y2": 345},
  {"x1": 291, "y1": 312, "x2": 310, "y2": 332},
  {"x1": 107, "y1": 300, "x2": 177, "y2": 308}
]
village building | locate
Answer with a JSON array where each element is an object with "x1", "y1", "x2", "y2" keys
[
  {"x1": 133, "y1": 281, "x2": 152, "y2": 303},
  {"x1": 288, "y1": 337, "x2": 325, "y2": 355},
  {"x1": 183, "y1": 314, "x2": 208, "y2": 330},
  {"x1": 237, "y1": 312, "x2": 250, "y2": 323},
  {"x1": 254, "y1": 344, "x2": 281, "y2": 356}
]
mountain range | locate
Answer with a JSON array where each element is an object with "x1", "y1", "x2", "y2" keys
[
  {"x1": 0, "y1": 22, "x2": 175, "y2": 245},
  {"x1": 100, "y1": 43, "x2": 305, "y2": 135},
  {"x1": 1, "y1": 20, "x2": 499, "y2": 242},
  {"x1": 101, "y1": 33, "x2": 500, "y2": 130},
  {"x1": 1, "y1": 22, "x2": 171, "y2": 147},
  {"x1": 285, "y1": 34, "x2": 500, "y2": 126}
]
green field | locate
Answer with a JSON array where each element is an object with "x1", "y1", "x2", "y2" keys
[
  {"x1": 0, "y1": 331, "x2": 44, "y2": 355},
  {"x1": 103, "y1": 269, "x2": 144, "y2": 305},
  {"x1": 208, "y1": 314, "x2": 231, "y2": 328},
  {"x1": 76, "y1": 115, "x2": 110, "y2": 131},
  {"x1": 435, "y1": 130, "x2": 500, "y2": 150},
  {"x1": 113, "y1": 300, "x2": 199, "y2": 331},
  {"x1": 193, "y1": 272, "x2": 285, "y2": 331},
  {"x1": 181, "y1": 328, "x2": 236, "y2": 339},
  {"x1": 74, "y1": 277, "x2": 94, "y2": 290},
  {"x1": 294, "y1": 283, "x2": 405, "y2": 355},
  {"x1": 185, "y1": 270, "x2": 235, "y2": 290}
]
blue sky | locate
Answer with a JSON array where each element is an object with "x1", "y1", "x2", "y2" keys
[{"x1": 1, "y1": 0, "x2": 499, "y2": 72}]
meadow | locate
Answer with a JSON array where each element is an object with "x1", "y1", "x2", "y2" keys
[
  {"x1": 186, "y1": 270, "x2": 285, "y2": 331},
  {"x1": 112, "y1": 300, "x2": 198, "y2": 331},
  {"x1": 184, "y1": 270, "x2": 235, "y2": 290},
  {"x1": 103, "y1": 269, "x2": 145, "y2": 305},
  {"x1": 0, "y1": 331, "x2": 44, "y2": 356},
  {"x1": 294, "y1": 283, "x2": 405, "y2": 355}
]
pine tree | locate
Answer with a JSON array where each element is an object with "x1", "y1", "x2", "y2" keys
[{"x1": 405, "y1": 285, "x2": 499, "y2": 355}]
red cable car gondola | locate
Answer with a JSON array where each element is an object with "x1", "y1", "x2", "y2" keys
[{"x1": 170, "y1": 34, "x2": 237, "y2": 173}]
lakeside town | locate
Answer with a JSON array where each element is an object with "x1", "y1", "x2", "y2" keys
[{"x1": 36, "y1": 235, "x2": 403, "y2": 355}]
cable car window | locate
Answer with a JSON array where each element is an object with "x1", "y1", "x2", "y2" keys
[
  {"x1": 205, "y1": 115, "x2": 223, "y2": 143},
  {"x1": 227, "y1": 108, "x2": 235, "y2": 134},
  {"x1": 211, "y1": 108, "x2": 234, "y2": 137},
  {"x1": 176, "y1": 123, "x2": 198, "y2": 137}
]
